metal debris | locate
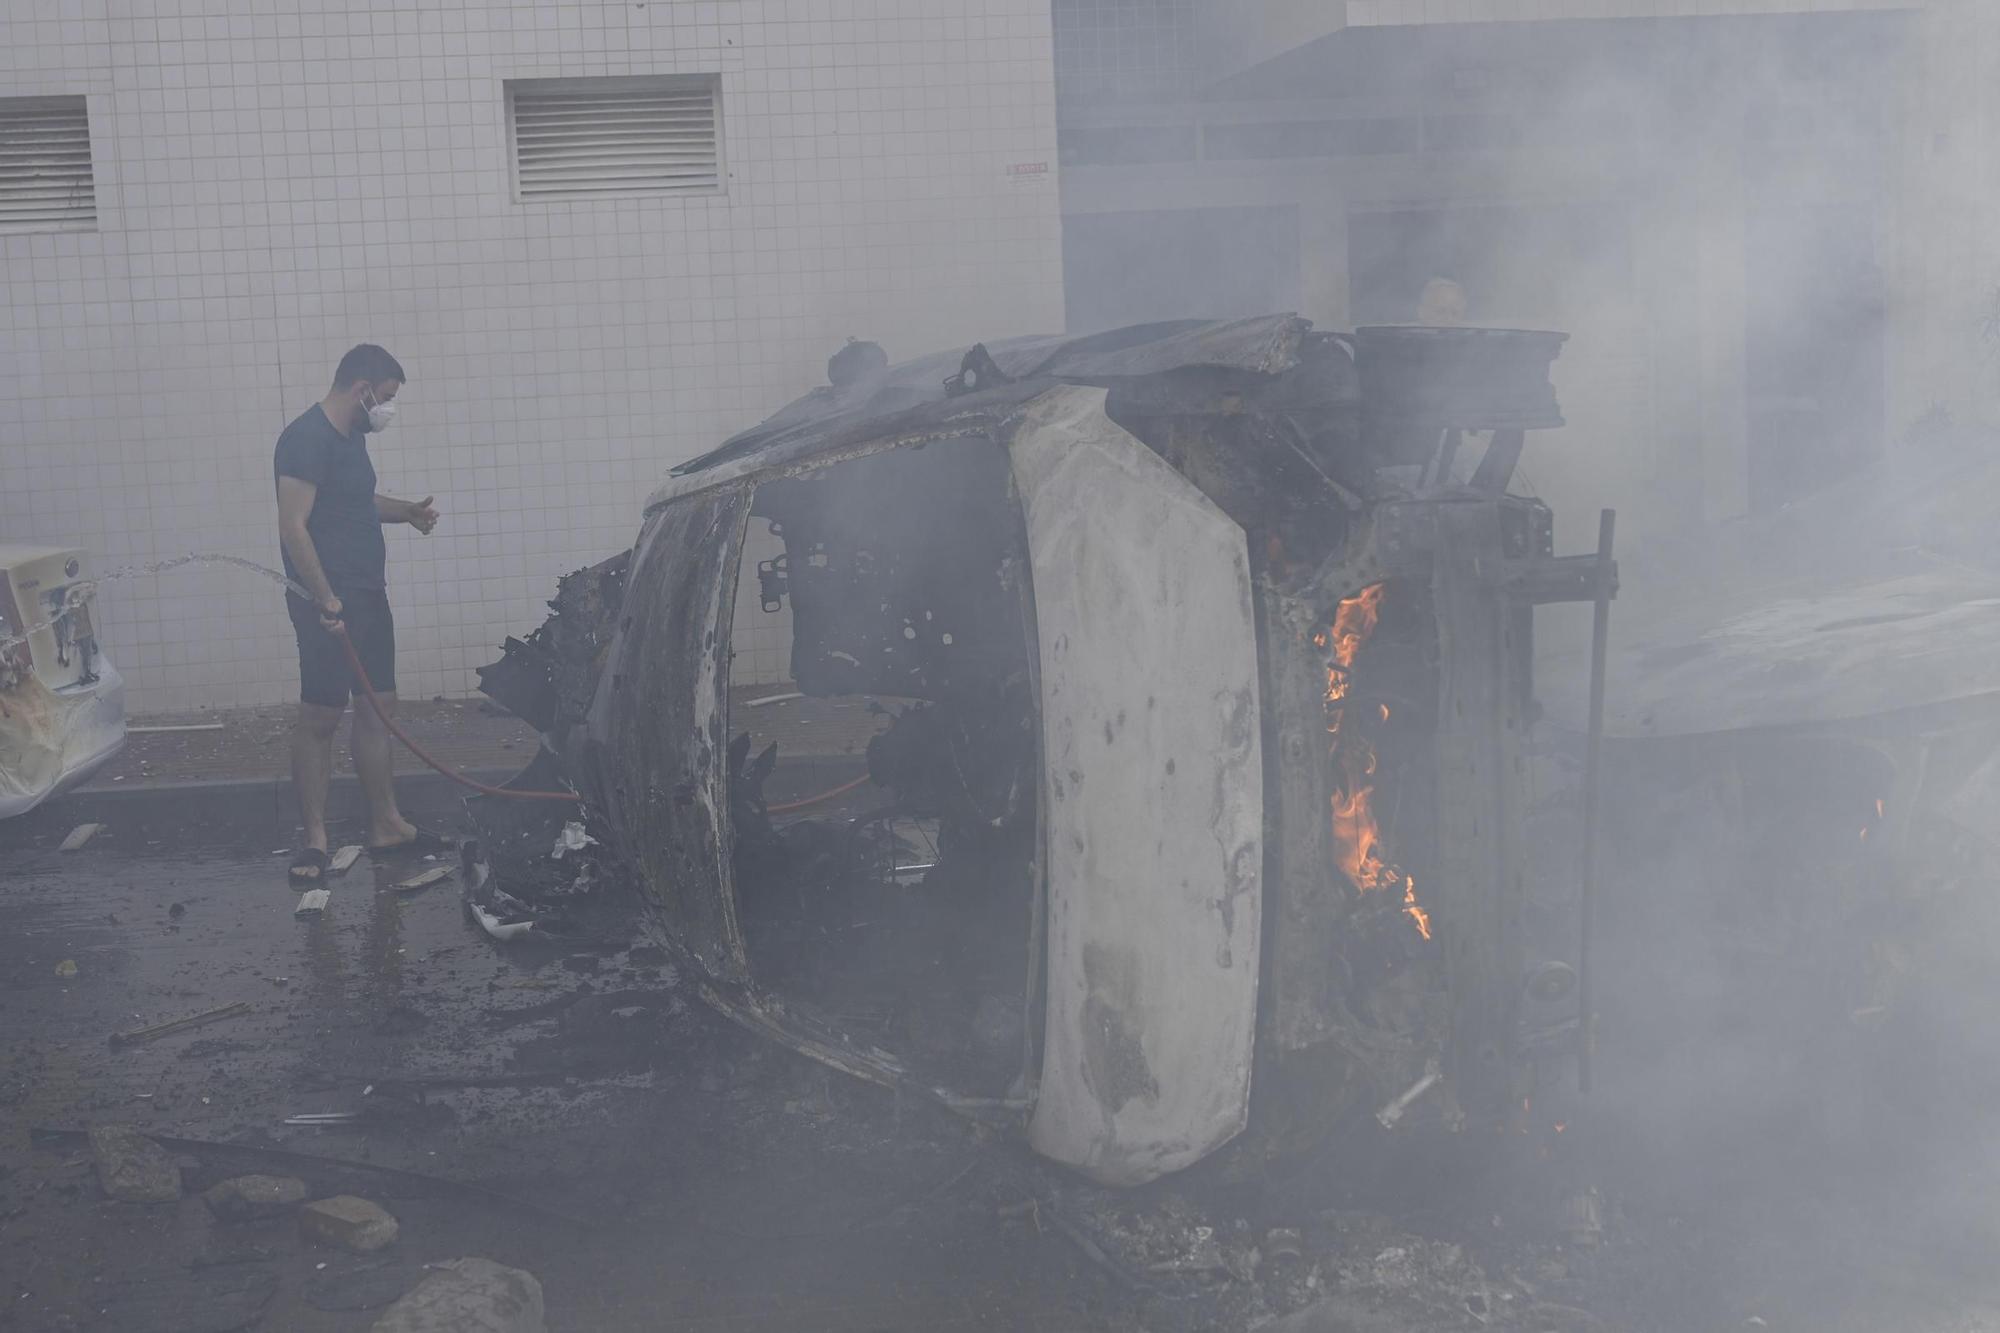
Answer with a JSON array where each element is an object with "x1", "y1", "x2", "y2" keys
[
  {"x1": 461, "y1": 840, "x2": 541, "y2": 941},
  {"x1": 109, "y1": 1000, "x2": 252, "y2": 1048},
  {"x1": 1376, "y1": 1060, "x2": 1442, "y2": 1130}
]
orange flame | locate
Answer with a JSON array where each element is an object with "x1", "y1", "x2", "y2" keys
[
  {"x1": 1323, "y1": 583, "x2": 1385, "y2": 708},
  {"x1": 1403, "y1": 878, "x2": 1433, "y2": 940},
  {"x1": 1323, "y1": 584, "x2": 1431, "y2": 941}
]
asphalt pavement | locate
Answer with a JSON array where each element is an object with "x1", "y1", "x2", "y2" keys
[{"x1": 0, "y1": 811, "x2": 1131, "y2": 1332}]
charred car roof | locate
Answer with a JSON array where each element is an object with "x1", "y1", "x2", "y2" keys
[{"x1": 650, "y1": 315, "x2": 1314, "y2": 508}]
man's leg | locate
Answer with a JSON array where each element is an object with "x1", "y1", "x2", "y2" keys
[
  {"x1": 341, "y1": 589, "x2": 419, "y2": 848},
  {"x1": 292, "y1": 702, "x2": 345, "y2": 854},
  {"x1": 351, "y1": 690, "x2": 418, "y2": 848}
]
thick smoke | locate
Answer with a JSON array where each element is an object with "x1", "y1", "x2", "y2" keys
[{"x1": 1062, "y1": 6, "x2": 2000, "y2": 1326}]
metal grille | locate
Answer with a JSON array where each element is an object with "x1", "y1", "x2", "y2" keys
[
  {"x1": 507, "y1": 76, "x2": 720, "y2": 201},
  {"x1": 0, "y1": 95, "x2": 95, "y2": 232}
]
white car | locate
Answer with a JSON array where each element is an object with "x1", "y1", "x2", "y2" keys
[{"x1": 0, "y1": 545, "x2": 126, "y2": 818}]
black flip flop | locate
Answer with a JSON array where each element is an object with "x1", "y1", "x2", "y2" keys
[
  {"x1": 289, "y1": 848, "x2": 330, "y2": 882},
  {"x1": 367, "y1": 828, "x2": 450, "y2": 857}
]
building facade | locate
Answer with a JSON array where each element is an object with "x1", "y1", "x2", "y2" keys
[
  {"x1": 0, "y1": 1, "x2": 1064, "y2": 711},
  {"x1": 1054, "y1": 0, "x2": 1994, "y2": 555}
]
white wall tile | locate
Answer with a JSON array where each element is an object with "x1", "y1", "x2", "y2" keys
[{"x1": 1, "y1": 0, "x2": 1064, "y2": 712}]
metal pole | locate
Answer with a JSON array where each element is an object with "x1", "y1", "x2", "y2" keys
[{"x1": 1578, "y1": 508, "x2": 1616, "y2": 1096}]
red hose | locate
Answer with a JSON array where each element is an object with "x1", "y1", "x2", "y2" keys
[
  {"x1": 767, "y1": 773, "x2": 872, "y2": 814},
  {"x1": 330, "y1": 621, "x2": 875, "y2": 812},
  {"x1": 332, "y1": 623, "x2": 581, "y2": 802}
]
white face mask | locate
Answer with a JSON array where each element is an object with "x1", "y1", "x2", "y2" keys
[{"x1": 364, "y1": 395, "x2": 398, "y2": 433}]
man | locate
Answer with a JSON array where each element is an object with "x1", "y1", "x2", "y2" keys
[{"x1": 276, "y1": 344, "x2": 442, "y2": 881}]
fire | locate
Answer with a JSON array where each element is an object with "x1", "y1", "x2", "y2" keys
[
  {"x1": 1403, "y1": 879, "x2": 1433, "y2": 940},
  {"x1": 1322, "y1": 583, "x2": 1431, "y2": 941},
  {"x1": 1323, "y1": 583, "x2": 1385, "y2": 708}
]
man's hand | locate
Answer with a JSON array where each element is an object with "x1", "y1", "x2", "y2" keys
[
  {"x1": 318, "y1": 595, "x2": 344, "y2": 633},
  {"x1": 405, "y1": 496, "x2": 439, "y2": 535}
]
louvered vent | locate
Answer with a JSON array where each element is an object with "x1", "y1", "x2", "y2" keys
[
  {"x1": 508, "y1": 76, "x2": 721, "y2": 201},
  {"x1": 0, "y1": 95, "x2": 95, "y2": 232}
]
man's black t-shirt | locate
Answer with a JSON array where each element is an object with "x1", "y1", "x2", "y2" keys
[{"x1": 273, "y1": 405, "x2": 386, "y2": 592}]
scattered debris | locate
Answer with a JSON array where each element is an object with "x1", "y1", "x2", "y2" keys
[
  {"x1": 551, "y1": 821, "x2": 594, "y2": 858},
  {"x1": 168, "y1": 900, "x2": 187, "y2": 918},
  {"x1": 203, "y1": 1174, "x2": 307, "y2": 1221},
  {"x1": 369, "y1": 1257, "x2": 545, "y2": 1333},
  {"x1": 53, "y1": 958, "x2": 76, "y2": 978},
  {"x1": 285, "y1": 1112, "x2": 360, "y2": 1127},
  {"x1": 294, "y1": 888, "x2": 331, "y2": 917},
  {"x1": 329, "y1": 844, "x2": 364, "y2": 874},
  {"x1": 462, "y1": 840, "x2": 543, "y2": 942},
  {"x1": 743, "y1": 692, "x2": 804, "y2": 707},
  {"x1": 301, "y1": 1195, "x2": 400, "y2": 1252},
  {"x1": 1376, "y1": 1059, "x2": 1442, "y2": 1130},
  {"x1": 393, "y1": 866, "x2": 452, "y2": 893},
  {"x1": 88, "y1": 1124, "x2": 182, "y2": 1202},
  {"x1": 109, "y1": 1000, "x2": 252, "y2": 1048},
  {"x1": 58, "y1": 822, "x2": 103, "y2": 851},
  {"x1": 127, "y1": 721, "x2": 224, "y2": 733}
]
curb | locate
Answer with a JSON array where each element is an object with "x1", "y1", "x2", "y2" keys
[
  {"x1": 5, "y1": 768, "x2": 522, "y2": 844},
  {"x1": 4, "y1": 753, "x2": 872, "y2": 847}
]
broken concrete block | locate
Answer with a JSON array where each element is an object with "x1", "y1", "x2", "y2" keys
[
  {"x1": 394, "y1": 865, "x2": 452, "y2": 892},
  {"x1": 329, "y1": 844, "x2": 364, "y2": 874},
  {"x1": 300, "y1": 1195, "x2": 399, "y2": 1252},
  {"x1": 88, "y1": 1124, "x2": 181, "y2": 1202},
  {"x1": 369, "y1": 1258, "x2": 545, "y2": 1333},
  {"x1": 294, "y1": 888, "x2": 331, "y2": 917},
  {"x1": 59, "y1": 822, "x2": 104, "y2": 851},
  {"x1": 203, "y1": 1174, "x2": 307, "y2": 1221}
]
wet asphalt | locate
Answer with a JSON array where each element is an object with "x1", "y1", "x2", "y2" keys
[
  {"x1": 0, "y1": 810, "x2": 1135, "y2": 1332},
  {"x1": 13, "y1": 801, "x2": 2000, "y2": 1333}
]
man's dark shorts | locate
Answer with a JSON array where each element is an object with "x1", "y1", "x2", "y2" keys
[{"x1": 288, "y1": 587, "x2": 396, "y2": 708}]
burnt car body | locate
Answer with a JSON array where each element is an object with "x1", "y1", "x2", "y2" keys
[{"x1": 483, "y1": 315, "x2": 1613, "y2": 1185}]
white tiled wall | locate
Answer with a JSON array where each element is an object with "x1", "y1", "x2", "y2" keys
[{"x1": 0, "y1": 0, "x2": 1064, "y2": 713}]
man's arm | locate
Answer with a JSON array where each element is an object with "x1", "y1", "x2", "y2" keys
[
  {"x1": 277, "y1": 476, "x2": 342, "y2": 624},
  {"x1": 374, "y1": 494, "x2": 438, "y2": 535}
]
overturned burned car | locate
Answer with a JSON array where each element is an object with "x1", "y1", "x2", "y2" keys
[{"x1": 482, "y1": 316, "x2": 1614, "y2": 1186}]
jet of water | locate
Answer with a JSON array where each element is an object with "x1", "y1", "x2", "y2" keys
[{"x1": 0, "y1": 553, "x2": 313, "y2": 655}]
